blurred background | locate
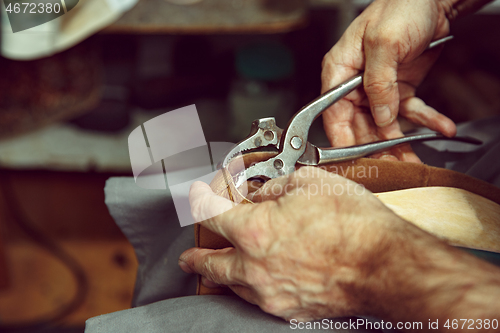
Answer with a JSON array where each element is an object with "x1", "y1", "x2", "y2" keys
[{"x1": 0, "y1": 0, "x2": 500, "y2": 332}]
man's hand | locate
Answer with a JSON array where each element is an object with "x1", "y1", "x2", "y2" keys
[
  {"x1": 322, "y1": 0, "x2": 457, "y2": 162},
  {"x1": 179, "y1": 167, "x2": 500, "y2": 330},
  {"x1": 181, "y1": 168, "x2": 404, "y2": 321}
]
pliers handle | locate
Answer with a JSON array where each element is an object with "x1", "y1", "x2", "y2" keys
[
  {"x1": 223, "y1": 36, "x2": 482, "y2": 187},
  {"x1": 277, "y1": 36, "x2": 455, "y2": 174}
]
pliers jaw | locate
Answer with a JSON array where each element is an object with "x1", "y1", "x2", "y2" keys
[{"x1": 220, "y1": 117, "x2": 282, "y2": 170}]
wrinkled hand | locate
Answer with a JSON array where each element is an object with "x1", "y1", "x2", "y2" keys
[
  {"x1": 178, "y1": 167, "x2": 417, "y2": 321},
  {"x1": 322, "y1": 0, "x2": 457, "y2": 162}
]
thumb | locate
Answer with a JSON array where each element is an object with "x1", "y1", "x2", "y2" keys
[
  {"x1": 179, "y1": 247, "x2": 239, "y2": 285},
  {"x1": 363, "y1": 43, "x2": 400, "y2": 127}
]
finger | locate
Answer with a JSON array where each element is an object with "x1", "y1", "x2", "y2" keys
[
  {"x1": 390, "y1": 144, "x2": 422, "y2": 163},
  {"x1": 291, "y1": 166, "x2": 365, "y2": 192},
  {"x1": 381, "y1": 121, "x2": 423, "y2": 163},
  {"x1": 352, "y1": 108, "x2": 381, "y2": 144},
  {"x1": 248, "y1": 176, "x2": 291, "y2": 202},
  {"x1": 190, "y1": 180, "x2": 262, "y2": 249},
  {"x1": 399, "y1": 97, "x2": 457, "y2": 137},
  {"x1": 361, "y1": 119, "x2": 422, "y2": 163},
  {"x1": 189, "y1": 181, "x2": 235, "y2": 223},
  {"x1": 370, "y1": 148, "x2": 421, "y2": 163},
  {"x1": 370, "y1": 152, "x2": 399, "y2": 161},
  {"x1": 363, "y1": 37, "x2": 400, "y2": 127},
  {"x1": 371, "y1": 148, "x2": 421, "y2": 163},
  {"x1": 322, "y1": 100, "x2": 357, "y2": 147},
  {"x1": 179, "y1": 247, "x2": 243, "y2": 286},
  {"x1": 190, "y1": 181, "x2": 250, "y2": 245},
  {"x1": 351, "y1": 109, "x2": 414, "y2": 161},
  {"x1": 321, "y1": 24, "x2": 367, "y2": 148},
  {"x1": 321, "y1": 54, "x2": 360, "y2": 94},
  {"x1": 250, "y1": 167, "x2": 348, "y2": 201},
  {"x1": 253, "y1": 167, "x2": 361, "y2": 202},
  {"x1": 321, "y1": 29, "x2": 365, "y2": 94},
  {"x1": 397, "y1": 47, "x2": 444, "y2": 93}
]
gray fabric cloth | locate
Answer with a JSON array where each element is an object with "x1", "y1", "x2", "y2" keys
[
  {"x1": 412, "y1": 115, "x2": 500, "y2": 187},
  {"x1": 104, "y1": 177, "x2": 197, "y2": 307},
  {"x1": 85, "y1": 296, "x2": 380, "y2": 333},
  {"x1": 85, "y1": 116, "x2": 500, "y2": 333}
]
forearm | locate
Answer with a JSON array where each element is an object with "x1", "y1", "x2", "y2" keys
[
  {"x1": 439, "y1": 0, "x2": 495, "y2": 20},
  {"x1": 365, "y1": 217, "x2": 500, "y2": 332}
]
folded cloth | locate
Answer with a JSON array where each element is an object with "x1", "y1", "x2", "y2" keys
[
  {"x1": 86, "y1": 116, "x2": 500, "y2": 333},
  {"x1": 104, "y1": 177, "x2": 197, "y2": 307},
  {"x1": 413, "y1": 115, "x2": 500, "y2": 187},
  {"x1": 85, "y1": 295, "x2": 371, "y2": 333}
]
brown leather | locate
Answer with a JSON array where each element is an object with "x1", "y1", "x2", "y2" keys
[{"x1": 195, "y1": 152, "x2": 500, "y2": 295}]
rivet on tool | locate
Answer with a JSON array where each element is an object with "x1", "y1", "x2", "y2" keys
[
  {"x1": 264, "y1": 131, "x2": 274, "y2": 141},
  {"x1": 273, "y1": 159, "x2": 284, "y2": 170},
  {"x1": 290, "y1": 136, "x2": 302, "y2": 150},
  {"x1": 254, "y1": 137, "x2": 262, "y2": 146}
]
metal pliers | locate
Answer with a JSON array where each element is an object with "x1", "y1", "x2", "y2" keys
[{"x1": 221, "y1": 36, "x2": 481, "y2": 187}]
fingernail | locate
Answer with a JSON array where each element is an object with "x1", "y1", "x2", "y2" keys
[
  {"x1": 179, "y1": 248, "x2": 199, "y2": 263},
  {"x1": 373, "y1": 105, "x2": 392, "y2": 126},
  {"x1": 178, "y1": 260, "x2": 193, "y2": 274},
  {"x1": 379, "y1": 154, "x2": 398, "y2": 161}
]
